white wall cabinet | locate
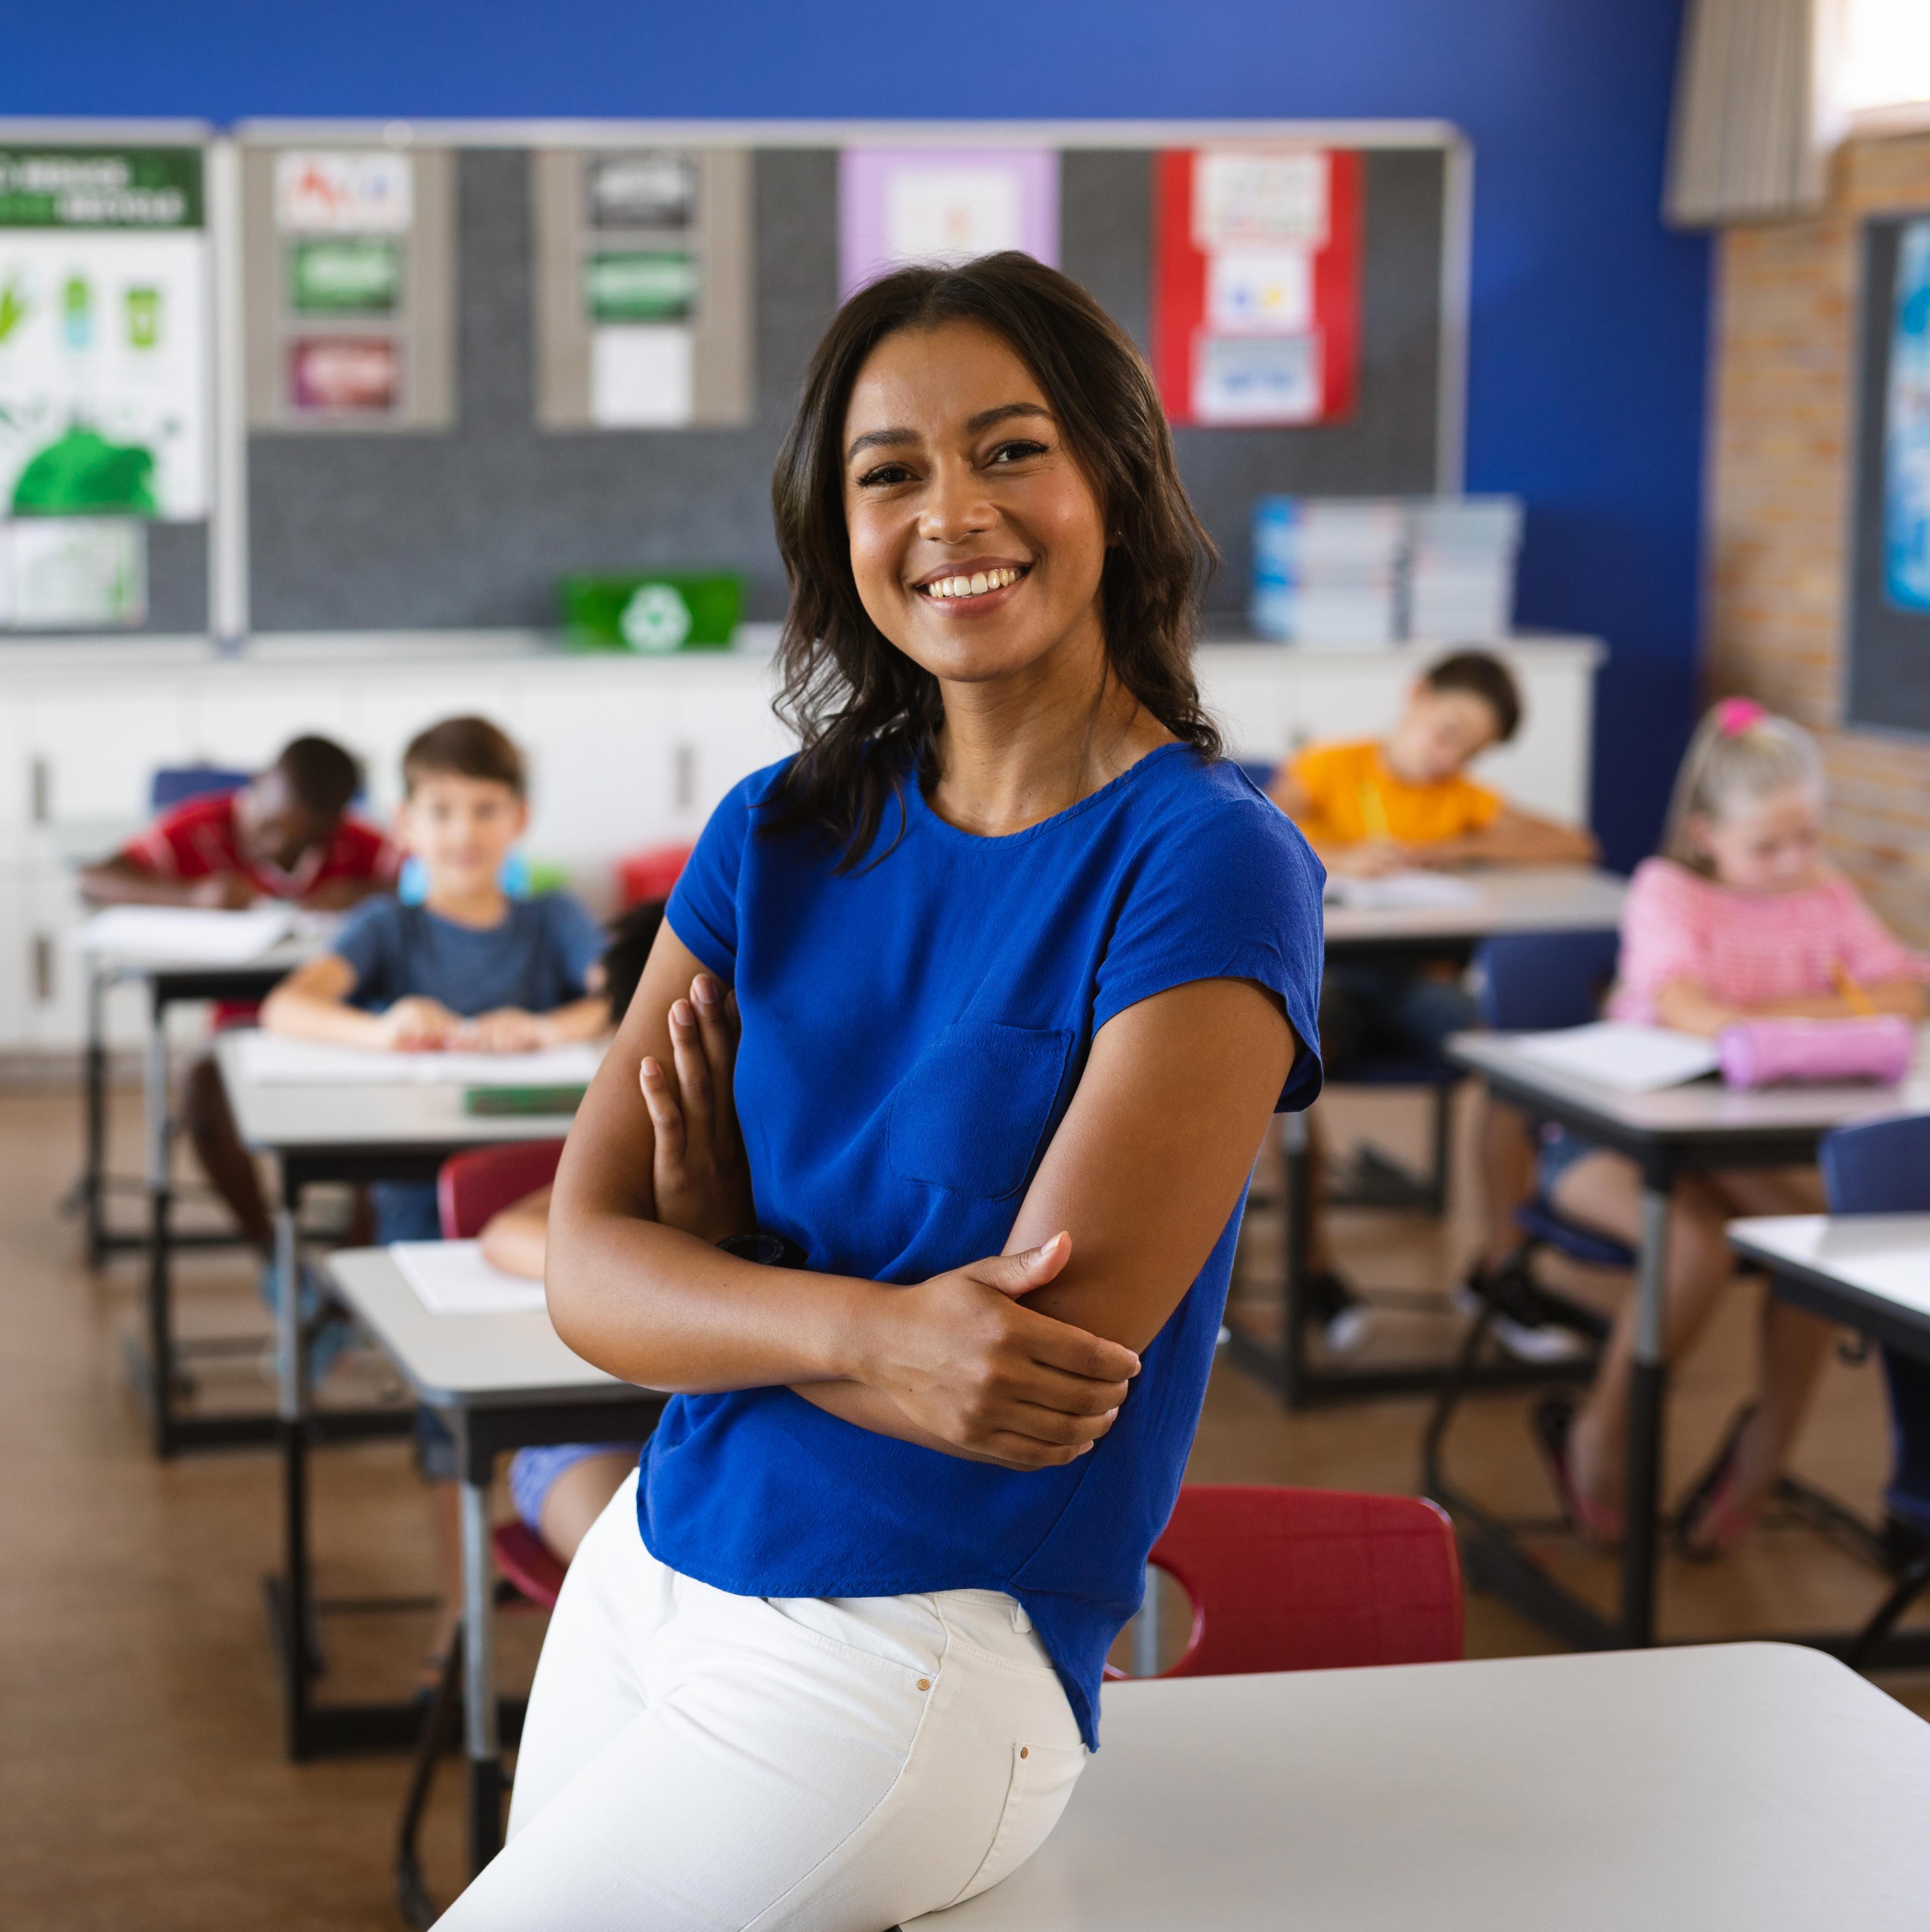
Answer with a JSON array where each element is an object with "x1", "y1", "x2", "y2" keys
[{"x1": 0, "y1": 630, "x2": 1600, "y2": 1056}]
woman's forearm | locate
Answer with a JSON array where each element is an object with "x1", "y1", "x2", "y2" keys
[{"x1": 546, "y1": 1210, "x2": 877, "y2": 1393}]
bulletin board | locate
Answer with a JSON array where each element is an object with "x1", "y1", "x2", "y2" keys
[
  {"x1": 1847, "y1": 213, "x2": 1930, "y2": 737},
  {"x1": 227, "y1": 120, "x2": 1468, "y2": 636},
  {"x1": 0, "y1": 119, "x2": 213, "y2": 636}
]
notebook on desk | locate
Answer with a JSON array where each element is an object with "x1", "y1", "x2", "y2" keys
[
  {"x1": 1512, "y1": 1021, "x2": 1720, "y2": 1093},
  {"x1": 389, "y1": 1240, "x2": 548, "y2": 1316},
  {"x1": 238, "y1": 1032, "x2": 605, "y2": 1088},
  {"x1": 1323, "y1": 872, "x2": 1482, "y2": 912},
  {"x1": 78, "y1": 905, "x2": 295, "y2": 963}
]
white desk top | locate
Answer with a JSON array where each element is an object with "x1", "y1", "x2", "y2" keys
[
  {"x1": 1449, "y1": 1026, "x2": 1930, "y2": 1142},
  {"x1": 323, "y1": 1246, "x2": 638, "y2": 1408},
  {"x1": 216, "y1": 1029, "x2": 581, "y2": 1154},
  {"x1": 1729, "y1": 1214, "x2": 1930, "y2": 1318},
  {"x1": 1322, "y1": 864, "x2": 1626, "y2": 945},
  {"x1": 915, "y1": 1644, "x2": 1930, "y2": 1931}
]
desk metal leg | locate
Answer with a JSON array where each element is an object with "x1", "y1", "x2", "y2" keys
[
  {"x1": 84, "y1": 957, "x2": 108, "y2": 1266},
  {"x1": 461, "y1": 1465, "x2": 504, "y2": 1873},
  {"x1": 144, "y1": 988, "x2": 176, "y2": 1458},
  {"x1": 1132, "y1": 1562, "x2": 1162, "y2": 1678},
  {"x1": 275, "y1": 1195, "x2": 314, "y2": 1755},
  {"x1": 1280, "y1": 1110, "x2": 1311, "y2": 1407},
  {"x1": 1620, "y1": 1183, "x2": 1672, "y2": 1647}
]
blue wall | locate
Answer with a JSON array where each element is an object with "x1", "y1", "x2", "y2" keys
[{"x1": 9, "y1": 0, "x2": 1708, "y2": 868}]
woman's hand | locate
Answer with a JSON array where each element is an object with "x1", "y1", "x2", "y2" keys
[
  {"x1": 839, "y1": 1233, "x2": 1141, "y2": 1470},
  {"x1": 636, "y1": 972, "x2": 755, "y2": 1243}
]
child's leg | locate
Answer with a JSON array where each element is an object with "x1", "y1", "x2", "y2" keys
[
  {"x1": 540, "y1": 1452, "x2": 644, "y2": 1564},
  {"x1": 1476, "y1": 1095, "x2": 1539, "y2": 1273},
  {"x1": 1698, "y1": 1167, "x2": 1833, "y2": 1530},
  {"x1": 1548, "y1": 1154, "x2": 1735, "y2": 1507},
  {"x1": 184, "y1": 1051, "x2": 275, "y2": 1253}
]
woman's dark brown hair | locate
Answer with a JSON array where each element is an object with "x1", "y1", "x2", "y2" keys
[{"x1": 765, "y1": 251, "x2": 1220, "y2": 864}]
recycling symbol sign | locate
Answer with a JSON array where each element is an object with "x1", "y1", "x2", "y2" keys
[{"x1": 620, "y1": 583, "x2": 693, "y2": 652}]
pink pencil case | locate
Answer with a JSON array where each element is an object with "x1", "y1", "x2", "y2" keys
[{"x1": 1716, "y1": 1015, "x2": 1914, "y2": 1089}]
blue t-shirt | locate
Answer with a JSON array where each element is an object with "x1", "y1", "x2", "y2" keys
[
  {"x1": 329, "y1": 891, "x2": 605, "y2": 1017},
  {"x1": 647, "y1": 743, "x2": 1324, "y2": 1749}
]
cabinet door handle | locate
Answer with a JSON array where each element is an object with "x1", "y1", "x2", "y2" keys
[
  {"x1": 30, "y1": 755, "x2": 51, "y2": 825},
  {"x1": 32, "y1": 933, "x2": 53, "y2": 1003},
  {"x1": 674, "y1": 742, "x2": 696, "y2": 812}
]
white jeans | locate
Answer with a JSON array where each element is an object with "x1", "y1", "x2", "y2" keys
[{"x1": 438, "y1": 1469, "x2": 1088, "y2": 1931}]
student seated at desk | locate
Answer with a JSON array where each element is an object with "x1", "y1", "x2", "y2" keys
[
  {"x1": 1268, "y1": 652, "x2": 1598, "y2": 1342},
  {"x1": 466, "y1": 899, "x2": 665, "y2": 1565},
  {"x1": 262, "y1": 713, "x2": 609, "y2": 1239},
  {"x1": 1536, "y1": 701, "x2": 1928, "y2": 1555},
  {"x1": 78, "y1": 735, "x2": 398, "y2": 1257}
]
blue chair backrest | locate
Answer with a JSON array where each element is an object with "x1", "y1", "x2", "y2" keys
[
  {"x1": 1475, "y1": 929, "x2": 1621, "y2": 1032},
  {"x1": 1819, "y1": 1114, "x2": 1930, "y2": 1214},
  {"x1": 1238, "y1": 759, "x2": 1278, "y2": 794},
  {"x1": 151, "y1": 765, "x2": 252, "y2": 812}
]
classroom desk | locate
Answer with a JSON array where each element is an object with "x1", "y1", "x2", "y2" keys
[
  {"x1": 216, "y1": 1031, "x2": 583, "y2": 1762},
  {"x1": 1437, "y1": 1028, "x2": 1930, "y2": 1655},
  {"x1": 76, "y1": 932, "x2": 318, "y2": 1457},
  {"x1": 1240, "y1": 865, "x2": 1628, "y2": 1410},
  {"x1": 912, "y1": 1644, "x2": 1930, "y2": 1931},
  {"x1": 1729, "y1": 1213, "x2": 1930, "y2": 1669},
  {"x1": 323, "y1": 1246, "x2": 664, "y2": 1878}
]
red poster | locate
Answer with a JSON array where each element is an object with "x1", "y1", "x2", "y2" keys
[{"x1": 1152, "y1": 148, "x2": 1361, "y2": 427}]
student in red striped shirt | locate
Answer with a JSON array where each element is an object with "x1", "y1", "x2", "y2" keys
[{"x1": 80, "y1": 736, "x2": 398, "y2": 1253}]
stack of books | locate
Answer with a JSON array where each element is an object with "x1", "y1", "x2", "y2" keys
[
  {"x1": 1249, "y1": 494, "x2": 1523, "y2": 645},
  {"x1": 1250, "y1": 497, "x2": 1405, "y2": 646},
  {"x1": 1406, "y1": 497, "x2": 1522, "y2": 643}
]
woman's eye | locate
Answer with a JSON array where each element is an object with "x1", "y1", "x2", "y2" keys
[
  {"x1": 856, "y1": 463, "x2": 916, "y2": 488},
  {"x1": 988, "y1": 439, "x2": 1049, "y2": 465}
]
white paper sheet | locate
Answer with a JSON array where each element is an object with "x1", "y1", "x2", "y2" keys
[
  {"x1": 389, "y1": 1240, "x2": 548, "y2": 1316},
  {"x1": 78, "y1": 904, "x2": 294, "y2": 962},
  {"x1": 1512, "y1": 1021, "x2": 1721, "y2": 1093},
  {"x1": 238, "y1": 1031, "x2": 603, "y2": 1088},
  {"x1": 1324, "y1": 872, "x2": 1482, "y2": 911}
]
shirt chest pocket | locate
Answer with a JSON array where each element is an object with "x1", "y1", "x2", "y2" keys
[{"x1": 887, "y1": 1022, "x2": 1076, "y2": 1201}]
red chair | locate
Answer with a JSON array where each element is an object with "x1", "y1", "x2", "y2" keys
[
  {"x1": 1109, "y1": 1484, "x2": 1463, "y2": 1680},
  {"x1": 440, "y1": 1143, "x2": 572, "y2": 1609},
  {"x1": 437, "y1": 1139, "x2": 567, "y2": 1242},
  {"x1": 617, "y1": 841, "x2": 696, "y2": 907}
]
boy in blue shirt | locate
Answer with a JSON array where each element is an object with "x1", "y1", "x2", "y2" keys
[{"x1": 263, "y1": 712, "x2": 607, "y2": 1248}]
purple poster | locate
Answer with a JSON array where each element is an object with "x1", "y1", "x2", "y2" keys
[{"x1": 838, "y1": 148, "x2": 1060, "y2": 300}]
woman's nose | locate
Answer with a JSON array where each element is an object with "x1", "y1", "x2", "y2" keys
[{"x1": 916, "y1": 462, "x2": 993, "y2": 544}]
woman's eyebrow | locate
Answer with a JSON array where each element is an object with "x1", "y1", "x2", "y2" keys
[
  {"x1": 965, "y1": 402, "x2": 1053, "y2": 433},
  {"x1": 846, "y1": 427, "x2": 918, "y2": 462}
]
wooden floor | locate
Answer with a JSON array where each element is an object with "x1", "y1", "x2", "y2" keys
[{"x1": 4, "y1": 1077, "x2": 1926, "y2": 1930}]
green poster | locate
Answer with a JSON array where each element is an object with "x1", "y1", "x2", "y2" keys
[
  {"x1": 289, "y1": 238, "x2": 401, "y2": 315},
  {"x1": 586, "y1": 251, "x2": 699, "y2": 324}
]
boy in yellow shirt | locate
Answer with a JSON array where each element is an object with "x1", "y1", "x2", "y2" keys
[{"x1": 1270, "y1": 651, "x2": 1597, "y2": 1346}]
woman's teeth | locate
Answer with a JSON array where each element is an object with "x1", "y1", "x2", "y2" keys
[{"x1": 922, "y1": 567, "x2": 1022, "y2": 601}]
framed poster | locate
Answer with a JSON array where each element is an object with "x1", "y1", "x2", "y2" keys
[
  {"x1": 1151, "y1": 147, "x2": 1362, "y2": 428},
  {"x1": 0, "y1": 144, "x2": 209, "y2": 518},
  {"x1": 839, "y1": 147, "x2": 1059, "y2": 299}
]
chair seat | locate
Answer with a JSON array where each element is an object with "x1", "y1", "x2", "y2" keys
[
  {"x1": 1332, "y1": 1054, "x2": 1465, "y2": 1089},
  {"x1": 1514, "y1": 1198, "x2": 1635, "y2": 1271},
  {"x1": 492, "y1": 1520, "x2": 567, "y2": 1609}
]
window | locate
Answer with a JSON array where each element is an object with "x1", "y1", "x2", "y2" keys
[{"x1": 1830, "y1": 0, "x2": 1930, "y2": 124}]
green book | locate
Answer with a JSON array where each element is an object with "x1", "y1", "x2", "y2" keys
[{"x1": 462, "y1": 1085, "x2": 587, "y2": 1117}]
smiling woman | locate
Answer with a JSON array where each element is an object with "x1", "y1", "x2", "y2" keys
[{"x1": 439, "y1": 255, "x2": 1326, "y2": 1932}]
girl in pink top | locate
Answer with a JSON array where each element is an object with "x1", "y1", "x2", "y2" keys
[{"x1": 1540, "y1": 700, "x2": 1928, "y2": 1555}]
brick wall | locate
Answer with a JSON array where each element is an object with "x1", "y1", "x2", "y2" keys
[{"x1": 1707, "y1": 135, "x2": 1930, "y2": 947}]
